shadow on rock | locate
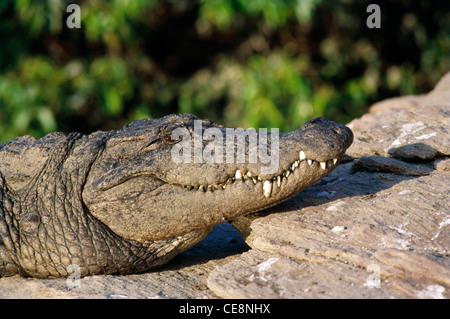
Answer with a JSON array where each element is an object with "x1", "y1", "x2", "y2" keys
[{"x1": 234, "y1": 154, "x2": 436, "y2": 224}]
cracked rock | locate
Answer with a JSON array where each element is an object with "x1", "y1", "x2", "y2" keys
[{"x1": 212, "y1": 73, "x2": 450, "y2": 299}]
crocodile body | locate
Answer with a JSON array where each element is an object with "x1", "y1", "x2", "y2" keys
[{"x1": 0, "y1": 114, "x2": 353, "y2": 278}]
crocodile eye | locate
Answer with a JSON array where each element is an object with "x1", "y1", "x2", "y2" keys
[{"x1": 163, "y1": 132, "x2": 182, "y2": 145}]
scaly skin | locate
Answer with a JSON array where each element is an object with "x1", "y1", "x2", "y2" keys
[{"x1": 0, "y1": 114, "x2": 353, "y2": 278}]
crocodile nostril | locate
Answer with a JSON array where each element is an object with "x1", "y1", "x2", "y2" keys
[{"x1": 331, "y1": 127, "x2": 341, "y2": 134}]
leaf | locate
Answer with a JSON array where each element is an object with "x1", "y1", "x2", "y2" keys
[{"x1": 36, "y1": 107, "x2": 57, "y2": 133}]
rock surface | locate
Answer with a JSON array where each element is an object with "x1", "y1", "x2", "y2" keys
[
  {"x1": 1, "y1": 73, "x2": 449, "y2": 299},
  {"x1": 220, "y1": 72, "x2": 450, "y2": 299}
]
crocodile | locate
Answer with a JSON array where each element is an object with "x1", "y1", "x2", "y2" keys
[{"x1": 0, "y1": 114, "x2": 353, "y2": 278}]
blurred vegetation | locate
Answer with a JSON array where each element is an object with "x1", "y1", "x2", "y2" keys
[{"x1": 0, "y1": 0, "x2": 449, "y2": 142}]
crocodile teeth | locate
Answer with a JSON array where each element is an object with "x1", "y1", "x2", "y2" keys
[
  {"x1": 299, "y1": 151, "x2": 306, "y2": 161},
  {"x1": 263, "y1": 181, "x2": 272, "y2": 198},
  {"x1": 187, "y1": 154, "x2": 337, "y2": 193}
]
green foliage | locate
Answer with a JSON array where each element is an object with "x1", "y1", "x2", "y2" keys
[
  {"x1": 198, "y1": 0, "x2": 320, "y2": 30},
  {"x1": 180, "y1": 52, "x2": 319, "y2": 131},
  {"x1": 0, "y1": 0, "x2": 449, "y2": 142}
]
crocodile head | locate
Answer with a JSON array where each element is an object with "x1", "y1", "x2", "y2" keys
[{"x1": 83, "y1": 114, "x2": 353, "y2": 242}]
